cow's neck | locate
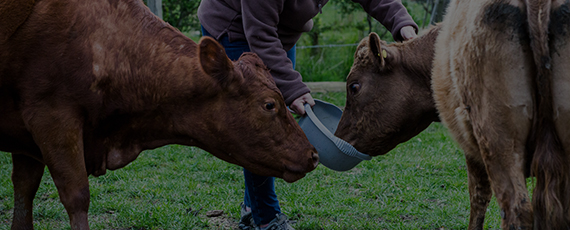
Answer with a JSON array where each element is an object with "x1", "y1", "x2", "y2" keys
[
  {"x1": 87, "y1": 6, "x2": 222, "y2": 171},
  {"x1": 84, "y1": 0, "x2": 216, "y2": 112},
  {"x1": 399, "y1": 25, "x2": 441, "y2": 87},
  {"x1": 91, "y1": 36, "x2": 219, "y2": 173},
  {"x1": 398, "y1": 25, "x2": 442, "y2": 123}
]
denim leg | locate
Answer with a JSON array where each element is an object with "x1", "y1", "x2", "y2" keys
[
  {"x1": 201, "y1": 26, "x2": 250, "y2": 61},
  {"x1": 243, "y1": 168, "x2": 281, "y2": 225},
  {"x1": 287, "y1": 44, "x2": 296, "y2": 69}
]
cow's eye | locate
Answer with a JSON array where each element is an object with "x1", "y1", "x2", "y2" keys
[
  {"x1": 265, "y1": 102, "x2": 275, "y2": 110},
  {"x1": 349, "y1": 82, "x2": 361, "y2": 94}
]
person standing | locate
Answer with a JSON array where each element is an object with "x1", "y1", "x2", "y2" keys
[{"x1": 198, "y1": 1, "x2": 418, "y2": 229}]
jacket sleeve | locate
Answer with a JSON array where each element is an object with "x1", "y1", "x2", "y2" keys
[
  {"x1": 241, "y1": 0, "x2": 310, "y2": 105},
  {"x1": 352, "y1": 0, "x2": 418, "y2": 41}
]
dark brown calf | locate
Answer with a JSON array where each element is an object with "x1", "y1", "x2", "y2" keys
[
  {"x1": 335, "y1": 25, "x2": 440, "y2": 156},
  {"x1": 0, "y1": 0, "x2": 318, "y2": 229}
]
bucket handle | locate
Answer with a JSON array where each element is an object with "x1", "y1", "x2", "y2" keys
[{"x1": 304, "y1": 103, "x2": 371, "y2": 161}]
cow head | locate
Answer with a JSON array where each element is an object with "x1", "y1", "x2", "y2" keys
[
  {"x1": 193, "y1": 37, "x2": 318, "y2": 182},
  {"x1": 334, "y1": 27, "x2": 440, "y2": 156}
]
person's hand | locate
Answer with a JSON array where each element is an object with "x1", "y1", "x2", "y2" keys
[
  {"x1": 289, "y1": 93, "x2": 315, "y2": 115},
  {"x1": 400, "y1": 26, "x2": 417, "y2": 40}
]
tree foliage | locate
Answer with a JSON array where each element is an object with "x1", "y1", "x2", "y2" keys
[
  {"x1": 331, "y1": 0, "x2": 450, "y2": 30},
  {"x1": 145, "y1": 0, "x2": 200, "y2": 32},
  {"x1": 162, "y1": 0, "x2": 200, "y2": 32},
  {"x1": 331, "y1": 0, "x2": 362, "y2": 15}
]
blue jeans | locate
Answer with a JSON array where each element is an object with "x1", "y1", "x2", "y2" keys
[
  {"x1": 200, "y1": 27, "x2": 296, "y2": 68},
  {"x1": 201, "y1": 26, "x2": 296, "y2": 225}
]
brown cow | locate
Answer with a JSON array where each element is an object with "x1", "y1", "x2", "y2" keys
[
  {"x1": 338, "y1": 0, "x2": 570, "y2": 229},
  {"x1": 0, "y1": 0, "x2": 318, "y2": 229}
]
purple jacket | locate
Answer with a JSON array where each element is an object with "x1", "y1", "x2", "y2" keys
[{"x1": 198, "y1": 0, "x2": 418, "y2": 105}]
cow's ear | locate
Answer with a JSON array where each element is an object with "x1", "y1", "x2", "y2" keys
[
  {"x1": 198, "y1": 36, "x2": 240, "y2": 88},
  {"x1": 0, "y1": 0, "x2": 35, "y2": 42},
  {"x1": 368, "y1": 32, "x2": 386, "y2": 68}
]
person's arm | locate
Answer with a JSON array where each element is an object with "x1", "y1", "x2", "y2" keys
[
  {"x1": 240, "y1": 0, "x2": 311, "y2": 111},
  {"x1": 352, "y1": 0, "x2": 418, "y2": 41}
]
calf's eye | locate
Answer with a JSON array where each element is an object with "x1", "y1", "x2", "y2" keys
[
  {"x1": 265, "y1": 102, "x2": 275, "y2": 110},
  {"x1": 349, "y1": 83, "x2": 361, "y2": 94}
]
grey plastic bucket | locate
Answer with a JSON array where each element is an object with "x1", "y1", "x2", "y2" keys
[{"x1": 298, "y1": 99, "x2": 371, "y2": 171}]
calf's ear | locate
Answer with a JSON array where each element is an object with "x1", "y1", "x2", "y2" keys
[
  {"x1": 198, "y1": 36, "x2": 241, "y2": 88},
  {"x1": 368, "y1": 32, "x2": 386, "y2": 69}
]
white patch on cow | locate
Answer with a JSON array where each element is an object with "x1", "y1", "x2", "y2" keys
[
  {"x1": 94, "y1": 43, "x2": 103, "y2": 52},
  {"x1": 91, "y1": 42, "x2": 107, "y2": 78}
]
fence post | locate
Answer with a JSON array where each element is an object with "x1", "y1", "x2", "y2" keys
[
  {"x1": 147, "y1": 0, "x2": 163, "y2": 20},
  {"x1": 429, "y1": 0, "x2": 449, "y2": 25}
]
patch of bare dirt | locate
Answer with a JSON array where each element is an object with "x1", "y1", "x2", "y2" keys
[{"x1": 207, "y1": 213, "x2": 239, "y2": 230}]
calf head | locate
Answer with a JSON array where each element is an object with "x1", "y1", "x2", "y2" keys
[
  {"x1": 335, "y1": 27, "x2": 440, "y2": 156},
  {"x1": 194, "y1": 37, "x2": 318, "y2": 182}
]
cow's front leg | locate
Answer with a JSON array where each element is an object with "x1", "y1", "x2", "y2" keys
[
  {"x1": 26, "y1": 110, "x2": 90, "y2": 230},
  {"x1": 11, "y1": 153, "x2": 45, "y2": 230},
  {"x1": 464, "y1": 154, "x2": 492, "y2": 230},
  {"x1": 47, "y1": 156, "x2": 90, "y2": 230}
]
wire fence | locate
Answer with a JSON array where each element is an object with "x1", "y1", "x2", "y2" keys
[{"x1": 297, "y1": 43, "x2": 360, "y2": 50}]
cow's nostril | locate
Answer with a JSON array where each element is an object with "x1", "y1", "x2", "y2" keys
[{"x1": 311, "y1": 152, "x2": 319, "y2": 168}]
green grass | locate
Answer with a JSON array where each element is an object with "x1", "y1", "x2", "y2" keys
[{"x1": 0, "y1": 92, "x2": 521, "y2": 229}]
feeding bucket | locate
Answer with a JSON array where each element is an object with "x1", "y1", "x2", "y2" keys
[{"x1": 298, "y1": 99, "x2": 371, "y2": 171}]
